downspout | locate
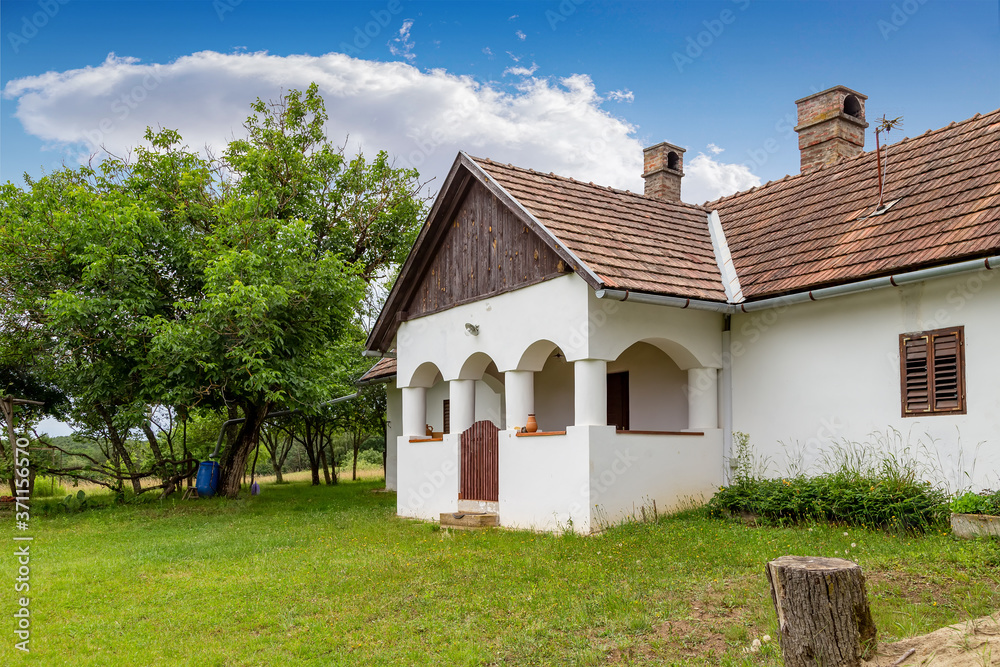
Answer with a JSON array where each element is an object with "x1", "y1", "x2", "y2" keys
[
  {"x1": 720, "y1": 315, "x2": 734, "y2": 484},
  {"x1": 208, "y1": 392, "x2": 359, "y2": 459}
]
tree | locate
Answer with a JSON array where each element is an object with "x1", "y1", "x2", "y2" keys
[{"x1": 0, "y1": 85, "x2": 424, "y2": 499}]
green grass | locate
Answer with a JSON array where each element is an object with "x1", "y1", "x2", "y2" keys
[{"x1": 3, "y1": 480, "x2": 999, "y2": 665}]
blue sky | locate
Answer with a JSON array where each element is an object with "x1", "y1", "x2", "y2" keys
[{"x1": 2, "y1": 0, "x2": 998, "y2": 204}]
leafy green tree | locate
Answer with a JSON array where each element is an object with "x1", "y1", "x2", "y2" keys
[{"x1": 0, "y1": 84, "x2": 424, "y2": 499}]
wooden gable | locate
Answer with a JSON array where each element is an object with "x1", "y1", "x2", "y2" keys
[
  {"x1": 367, "y1": 153, "x2": 593, "y2": 354},
  {"x1": 405, "y1": 178, "x2": 568, "y2": 318}
]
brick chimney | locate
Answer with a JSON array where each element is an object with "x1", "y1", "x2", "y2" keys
[
  {"x1": 794, "y1": 86, "x2": 869, "y2": 173},
  {"x1": 642, "y1": 142, "x2": 685, "y2": 202}
]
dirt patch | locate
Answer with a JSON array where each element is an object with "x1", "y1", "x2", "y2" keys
[
  {"x1": 656, "y1": 616, "x2": 729, "y2": 657},
  {"x1": 867, "y1": 570, "x2": 956, "y2": 606},
  {"x1": 864, "y1": 613, "x2": 1000, "y2": 666}
]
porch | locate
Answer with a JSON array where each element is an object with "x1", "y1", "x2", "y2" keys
[{"x1": 394, "y1": 337, "x2": 725, "y2": 533}]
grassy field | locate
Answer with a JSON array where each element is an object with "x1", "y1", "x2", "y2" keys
[{"x1": 3, "y1": 479, "x2": 999, "y2": 666}]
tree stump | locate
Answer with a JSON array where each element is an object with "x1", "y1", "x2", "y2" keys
[{"x1": 765, "y1": 556, "x2": 877, "y2": 667}]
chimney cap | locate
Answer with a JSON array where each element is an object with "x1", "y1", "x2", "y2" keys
[
  {"x1": 794, "y1": 85, "x2": 868, "y2": 105},
  {"x1": 643, "y1": 141, "x2": 687, "y2": 156}
]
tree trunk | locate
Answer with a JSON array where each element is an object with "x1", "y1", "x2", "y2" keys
[
  {"x1": 218, "y1": 402, "x2": 271, "y2": 498},
  {"x1": 319, "y1": 445, "x2": 331, "y2": 485},
  {"x1": 766, "y1": 556, "x2": 877, "y2": 667},
  {"x1": 97, "y1": 405, "x2": 142, "y2": 495}
]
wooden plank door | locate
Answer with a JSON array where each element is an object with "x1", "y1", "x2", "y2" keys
[{"x1": 459, "y1": 420, "x2": 499, "y2": 501}]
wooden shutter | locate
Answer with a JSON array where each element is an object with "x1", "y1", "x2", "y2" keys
[
  {"x1": 900, "y1": 326, "x2": 965, "y2": 417},
  {"x1": 443, "y1": 399, "x2": 450, "y2": 434}
]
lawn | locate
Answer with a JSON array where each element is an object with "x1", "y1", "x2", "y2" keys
[{"x1": 4, "y1": 479, "x2": 999, "y2": 665}]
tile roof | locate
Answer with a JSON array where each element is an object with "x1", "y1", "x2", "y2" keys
[
  {"x1": 711, "y1": 109, "x2": 1000, "y2": 299},
  {"x1": 358, "y1": 357, "x2": 396, "y2": 383},
  {"x1": 470, "y1": 158, "x2": 728, "y2": 302}
]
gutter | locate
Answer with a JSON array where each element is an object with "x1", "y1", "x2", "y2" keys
[{"x1": 596, "y1": 255, "x2": 1000, "y2": 314}]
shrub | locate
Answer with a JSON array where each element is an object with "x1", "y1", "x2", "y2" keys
[
  {"x1": 32, "y1": 476, "x2": 68, "y2": 498},
  {"x1": 950, "y1": 489, "x2": 1000, "y2": 515},
  {"x1": 708, "y1": 434, "x2": 951, "y2": 533},
  {"x1": 357, "y1": 449, "x2": 383, "y2": 467}
]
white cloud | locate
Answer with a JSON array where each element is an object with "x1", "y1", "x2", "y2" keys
[
  {"x1": 506, "y1": 50, "x2": 521, "y2": 62},
  {"x1": 707, "y1": 142, "x2": 724, "y2": 154},
  {"x1": 388, "y1": 20, "x2": 415, "y2": 62},
  {"x1": 515, "y1": 30, "x2": 527, "y2": 41},
  {"x1": 482, "y1": 47, "x2": 493, "y2": 57},
  {"x1": 3, "y1": 51, "x2": 646, "y2": 193},
  {"x1": 503, "y1": 63, "x2": 539, "y2": 77},
  {"x1": 508, "y1": 14, "x2": 519, "y2": 20},
  {"x1": 606, "y1": 89, "x2": 634, "y2": 103},
  {"x1": 684, "y1": 152, "x2": 761, "y2": 204},
  {"x1": 4, "y1": 51, "x2": 759, "y2": 204}
]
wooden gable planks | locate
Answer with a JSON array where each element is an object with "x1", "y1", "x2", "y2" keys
[{"x1": 403, "y1": 178, "x2": 566, "y2": 320}]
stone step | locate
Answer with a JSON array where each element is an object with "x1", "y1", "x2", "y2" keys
[{"x1": 440, "y1": 511, "x2": 499, "y2": 529}]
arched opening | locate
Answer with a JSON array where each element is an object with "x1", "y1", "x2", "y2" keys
[
  {"x1": 407, "y1": 361, "x2": 443, "y2": 389},
  {"x1": 843, "y1": 94, "x2": 862, "y2": 119},
  {"x1": 515, "y1": 339, "x2": 559, "y2": 371},
  {"x1": 447, "y1": 353, "x2": 505, "y2": 431},
  {"x1": 533, "y1": 345, "x2": 574, "y2": 431},
  {"x1": 607, "y1": 342, "x2": 688, "y2": 431},
  {"x1": 667, "y1": 151, "x2": 681, "y2": 171}
]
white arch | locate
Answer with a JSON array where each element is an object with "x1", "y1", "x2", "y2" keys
[
  {"x1": 513, "y1": 339, "x2": 561, "y2": 372},
  {"x1": 457, "y1": 351, "x2": 496, "y2": 380},
  {"x1": 404, "y1": 361, "x2": 444, "y2": 388},
  {"x1": 606, "y1": 337, "x2": 701, "y2": 370}
]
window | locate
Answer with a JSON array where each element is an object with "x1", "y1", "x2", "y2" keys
[{"x1": 900, "y1": 326, "x2": 965, "y2": 417}]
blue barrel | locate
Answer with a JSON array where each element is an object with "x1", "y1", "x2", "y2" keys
[{"x1": 196, "y1": 461, "x2": 220, "y2": 497}]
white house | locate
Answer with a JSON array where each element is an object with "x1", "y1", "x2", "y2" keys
[{"x1": 362, "y1": 86, "x2": 1000, "y2": 533}]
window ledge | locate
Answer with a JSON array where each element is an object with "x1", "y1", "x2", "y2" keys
[
  {"x1": 409, "y1": 436, "x2": 444, "y2": 442},
  {"x1": 515, "y1": 431, "x2": 567, "y2": 437}
]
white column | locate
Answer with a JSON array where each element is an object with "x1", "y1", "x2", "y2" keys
[
  {"x1": 449, "y1": 379, "x2": 476, "y2": 434},
  {"x1": 401, "y1": 386, "x2": 427, "y2": 437},
  {"x1": 574, "y1": 359, "x2": 608, "y2": 426},
  {"x1": 687, "y1": 367, "x2": 719, "y2": 430},
  {"x1": 504, "y1": 370, "x2": 534, "y2": 430}
]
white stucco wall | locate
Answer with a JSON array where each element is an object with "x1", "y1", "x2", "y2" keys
[
  {"x1": 587, "y1": 289, "x2": 725, "y2": 370},
  {"x1": 395, "y1": 274, "x2": 592, "y2": 384},
  {"x1": 731, "y1": 270, "x2": 1000, "y2": 491},
  {"x1": 396, "y1": 435, "x2": 459, "y2": 520},
  {"x1": 589, "y1": 427, "x2": 724, "y2": 528},
  {"x1": 498, "y1": 428, "x2": 592, "y2": 532},
  {"x1": 385, "y1": 381, "x2": 402, "y2": 491},
  {"x1": 607, "y1": 342, "x2": 688, "y2": 430}
]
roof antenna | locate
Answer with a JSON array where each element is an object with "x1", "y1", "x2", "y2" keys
[{"x1": 875, "y1": 114, "x2": 903, "y2": 210}]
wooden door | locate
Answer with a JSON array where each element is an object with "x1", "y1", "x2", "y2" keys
[
  {"x1": 607, "y1": 371, "x2": 630, "y2": 431},
  {"x1": 459, "y1": 420, "x2": 499, "y2": 501}
]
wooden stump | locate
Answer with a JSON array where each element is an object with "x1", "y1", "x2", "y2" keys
[{"x1": 766, "y1": 556, "x2": 877, "y2": 667}]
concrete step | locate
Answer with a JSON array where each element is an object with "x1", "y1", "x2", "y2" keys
[{"x1": 440, "y1": 511, "x2": 499, "y2": 529}]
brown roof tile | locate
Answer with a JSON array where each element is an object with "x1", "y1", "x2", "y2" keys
[
  {"x1": 470, "y1": 158, "x2": 727, "y2": 301},
  {"x1": 712, "y1": 109, "x2": 1000, "y2": 299},
  {"x1": 358, "y1": 357, "x2": 396, "y2": 383}
]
